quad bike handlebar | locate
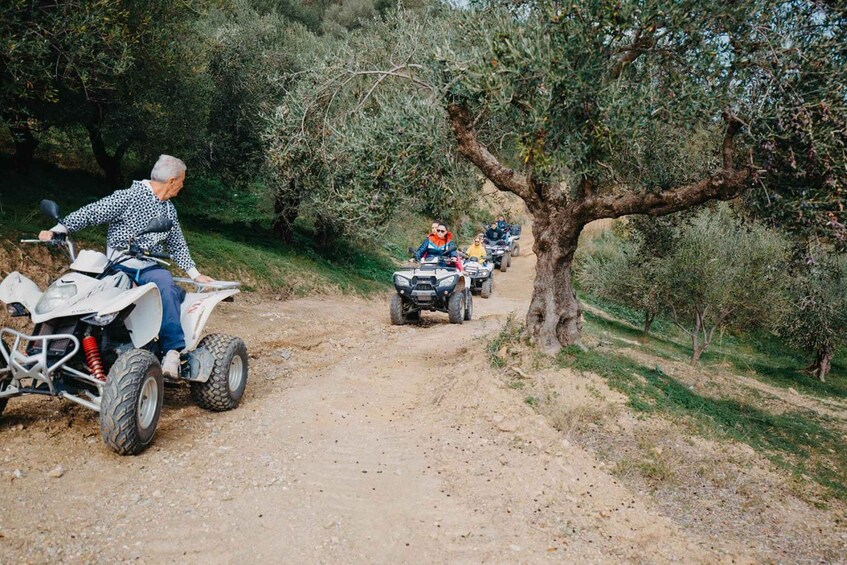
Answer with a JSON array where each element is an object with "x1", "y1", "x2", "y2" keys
[{"x1": 21, "y1": 235, "x2": 77, "y2": 262}]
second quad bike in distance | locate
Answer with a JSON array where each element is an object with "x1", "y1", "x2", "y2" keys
[
  {"x1": 460, "y1": 253, "x2": 494, "y2": 298},
  {"x1": 0, "y1": 200, "x2": 248, "y2": 455},
  {"x1": 483, "y1": 238, "x2": 512, "y2": 273},
  {"x1": 389, "y1": 252, "x2": 473, "y2": 325}
]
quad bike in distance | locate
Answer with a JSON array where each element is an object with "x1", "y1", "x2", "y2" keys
[
  {"x1": 483, "y1": 238, "x2": 512, "y2": 273},
  {"x1": 389, "y1": 253, "x2": 473, "y2": 325},
  {"x1": 0, "y1": 200, "x2": 248, "y2": 455},
  {"x1": 460, "y1": 253, "x2": 494, "y2": 298},
  {"x1": 505, "y1": 224, "x2": 522, "y2": 257}
]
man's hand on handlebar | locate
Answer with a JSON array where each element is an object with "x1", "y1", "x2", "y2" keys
[
  {"x1": 38, "y1": 230, "x2": 54, "y2": 242},
  {"x1": 194, "y1": 274, "x2": 214, "y2": 284}
]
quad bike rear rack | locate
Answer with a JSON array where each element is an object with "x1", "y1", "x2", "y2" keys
[{"x1": 0, "y1": 328, "x2": 102, "y2": 411}]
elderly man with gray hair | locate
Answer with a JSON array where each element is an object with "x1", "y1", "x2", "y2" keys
[{"x1": 38, "y1": 155, "x2": 214, "y2": 377}]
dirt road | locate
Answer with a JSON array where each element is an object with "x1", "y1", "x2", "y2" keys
[{"x1": 1, "y1": 235, "x2": 753, "y2": 563}]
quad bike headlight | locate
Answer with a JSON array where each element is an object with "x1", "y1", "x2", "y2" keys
[
  {"x1": 393, "y1": 274, "x2": 410, "y2": 287},
  {"x1": 478, "y1": 269, "x2": 490, "y2": 276},
  {"x1": 34, "y1": 282, "x2": 78, "y2": 315},
  {"x1": 438, "y1": 275, "x2": 458, "y2": 289}
]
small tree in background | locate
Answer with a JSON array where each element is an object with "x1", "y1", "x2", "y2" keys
[
  {"x1": 660, "y1": 206, "x2": 789, "y2": 363},
  {"x1": 782, "y1": 251, "x2": 847, "y2": 382},
  {"x1": 575, "y1": 226, "x2": 668, "y2": 336}
]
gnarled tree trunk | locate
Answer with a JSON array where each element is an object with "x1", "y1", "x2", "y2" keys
[{"x1": 526, "y1": 212, "x2": 583, "y2": 352}]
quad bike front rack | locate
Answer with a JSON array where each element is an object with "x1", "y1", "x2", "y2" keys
[{"x1": 0, "y1": 328, "x2": 102, "y2": 411}]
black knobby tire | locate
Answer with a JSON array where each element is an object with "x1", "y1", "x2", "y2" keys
[
  {"x1": 481, "y1": 278, "x2": 492, "y2": 299},
  {"x1": 500, "y1": 255, "x2": 509, "y2": 272},
  {"x1": 190, "y1": 334, "x2": 248, "y2": 412},
  {"x1": 464, "y1": 291, "x2": 473, "y2": 321},
  {"x1": 506, "y1": 252, "x2": 512, "y2": 267},
  {"x1": 513, "y1": 244, "x2": 520, "y2": 257},
  {"x1": 389, "y1": 294, "x2": 406, "y2": 326},
  {"x1": 448, "y1": 292, "x2": 464, "y2": 324},
  {"x1": 100, "y1": 349, "x2": 163, "y2": 456},
  {"x1": 0, "y1": 355, "x2": 8, "y2": 418}
]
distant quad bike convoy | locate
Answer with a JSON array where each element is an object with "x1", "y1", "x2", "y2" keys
[
  {"x1": 484, "y1": 224, "x2": 522, "y2": 273},
  {"x1": 0, "y1": 200, "x2": 248, "y2": 455},
  {"x1": 389, "y1": 220, "x2": 522, "y2": 324}
]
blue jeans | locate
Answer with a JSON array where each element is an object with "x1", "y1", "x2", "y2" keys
[{"x1": 118, "y1": 266, "x2": 186, "y2": 351}]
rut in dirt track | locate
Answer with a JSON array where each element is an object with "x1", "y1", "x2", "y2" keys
[{"x1": 0, "y1": 234, "x2": 750, "y2": 563}]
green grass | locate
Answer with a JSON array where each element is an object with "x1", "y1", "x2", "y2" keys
[
  {"x1": 0, "y1": 156, "x2": 401, "y2": 295},
  {"x1": 558, "y1": 346, "x2": 847, "y2": 500},
  {"x1": 579, "y1": 292, "x2": 847, "y2": 398}
]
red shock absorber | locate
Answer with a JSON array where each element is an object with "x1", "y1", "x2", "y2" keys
[{"x1": 82, "y1": 336, "x2": 106, "y2": 381}]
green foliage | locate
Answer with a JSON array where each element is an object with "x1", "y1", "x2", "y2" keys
[
  {"x1": 443, "y1": 1, "x2": 846, "y2": 205},
  {"x1": 577, "y1": 206, "x2": 790, "y2": 360},
  {"x1": 661, "y1": 206, "x2": 789, "y2": 339},
  {"x1": 780, "y1": 250, "x2": 847, "y2": 371},
  {"x1": 559, "y1": 346, "x2": 847, "y2": 500},
  {"x1": 264, "y1": 7, "x2": 480, "y2": 243},
  {"x1": 202, "y1": 3, "x2": 315, "y2": 181}
]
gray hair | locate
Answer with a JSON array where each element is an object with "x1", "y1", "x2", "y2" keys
[{"x1": 150, "y1": 155, "x2": 187, "y2": 182}]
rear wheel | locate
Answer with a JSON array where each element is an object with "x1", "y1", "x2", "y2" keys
[
  {"x1": 464, "y1": 291, "x2": 473, "y2": 321},
  {"x1": 448, "y1": 292, "x2": 464, "y2": 324},
  {"x1": 100, "y1": 349, "x2": 163, "y2": 455},
  {"x1": 190, "y1": 334, "x2": 248, "y2": 411},
  {"x1": 480, "y1": 278, "x2": 492, "y2": 299},
  {"x1": 390, "y1": 294, "x2": 406, "y2": 325}
]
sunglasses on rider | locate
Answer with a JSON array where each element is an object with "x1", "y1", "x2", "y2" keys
[{"x1": 436, "y1": 229, "x2": 446, "y2": 233}]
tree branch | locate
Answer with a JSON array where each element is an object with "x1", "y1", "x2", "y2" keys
[
  {"x1": 446, "y1": 103, "x2": 540, "y2": 208},
  {"x1": 577, "y1": 169, "x2": 750, "y2": 220},
  {"x1": 610, "y1": 26, "x2": 658, "y2": 80}
]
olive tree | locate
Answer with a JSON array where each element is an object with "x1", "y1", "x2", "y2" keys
[
  {"x1": 436, "y1": 0, "x2": 846, "y2": 352},
  {"x1": 576, "y1": 220, "x2": 675, "y2": 336},
  {"x1": 263, "y1": 9, "x2": 478, "y2": 243},
  {"x1": 660, "y1": 206, "x2": 789, "y2": 363},
  {"x1": 782, "y1": 250, "x2": 847, "y2": 382}
]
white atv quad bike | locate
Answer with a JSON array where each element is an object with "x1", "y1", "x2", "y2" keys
[
  {"x1": 460, "y1": 254, "x2": 494, "y2": 299},
  {"x1": 0, "y1": 200, "x2": 248, "y2": 455},
  {"x1": 390, "y1": 252, "x2": 472, "y2": 325}
]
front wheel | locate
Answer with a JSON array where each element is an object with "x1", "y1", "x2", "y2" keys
[
  {"x1": 100, "y1": 349, "x2": 163, "y2": 455},
  {"x1": 500, "y1": 255, "x2": 509, "y2": 272},
  {"x1": 448, "y1": 292, "x2": 464, "y2": 324},
  {"x1": 190, "y1": 334, "x2": 248, "y2": 411},
  {"x1": 513, "y1": 244, "x2": 520, "y2": 257},
  {"x1": 390, "y1": 294, "x2": 407, "y2": 325},
  {"x1": 480, "y1": 278, "x2": 493, "y2": 299},
  {"x1": 464, "y1": 291, "x2": 473, "y2": 321}
]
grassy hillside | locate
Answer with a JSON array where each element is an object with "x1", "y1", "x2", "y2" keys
[{"x1": 0, "y1": 157, "x2": 418, "y2": 295}]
